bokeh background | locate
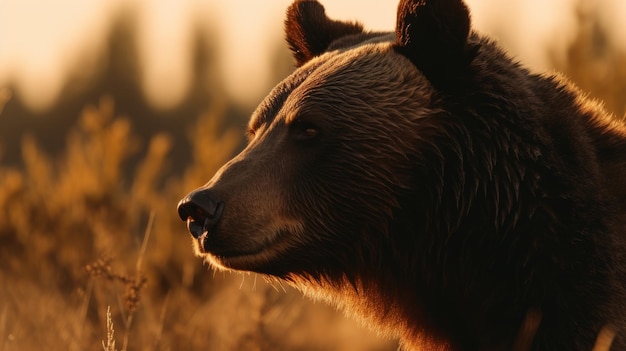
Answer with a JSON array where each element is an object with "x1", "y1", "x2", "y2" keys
[{"x1": 0, "y1": 1, "x2": 625, "y2": 350}]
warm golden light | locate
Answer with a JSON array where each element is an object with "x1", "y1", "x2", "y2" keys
[
  {"x1": 0, "y1": 0, "x2": 114, "y2": 111},
  {"x1": 1, "y1": 0, "x2": 624, "y2": 112},
  {"x1": 1, "y1": 1, "x2": 625, "y2": 350}
]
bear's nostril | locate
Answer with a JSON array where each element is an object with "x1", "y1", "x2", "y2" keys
[
  {"x1": 177, "y1": 190, "x2": 224, "y2": 238},
  {"x1": 187, "y1": 216, "x2": 206, "y2": 238}
]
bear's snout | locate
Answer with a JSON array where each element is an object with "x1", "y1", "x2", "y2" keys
[{"x1": 177, "y1": 190, "x2": 224, "y2": 239}]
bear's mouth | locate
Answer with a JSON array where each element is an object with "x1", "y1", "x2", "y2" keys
[
  {"x1": 195, "y1": 232, "x2": 265, "y2": 258},
  {"x1": 195, "y1": 223, "x2": 303, "y2": 272},
  {"x1": 197, "y1": 235, "x2": 276, "y2": 272},
  {"x1": 187, "y1": 217, "x2": 269, "y2": 259}
]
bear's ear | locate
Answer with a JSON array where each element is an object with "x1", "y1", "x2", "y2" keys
[
  {"x1": 285, "y1": 0, "x2": 364, "y2": 67},
  {"x1": 394, "y1": 0, "x2": 477, "y2": 89}
]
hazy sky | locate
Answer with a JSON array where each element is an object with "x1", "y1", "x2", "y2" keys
[{"x1": 0, "y1": 0, "x2": 624, "y2": 111}]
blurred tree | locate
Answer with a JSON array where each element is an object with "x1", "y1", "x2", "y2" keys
[
  {"x1": 0, "y1": 7, "x2": 245, "y2": 176},
  {"x1": 554, "y1": 5, "x2": 626, "y2": 118}
]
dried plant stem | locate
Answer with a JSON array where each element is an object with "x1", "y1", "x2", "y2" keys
[
  {"x1": 121, "y1": 211, "x2": 154, "y2": 351},
  {"x1": 136, "y1": 211, "x2": 155, "y2": 273},
  {"x1": 102, "y1": 306, "x2": 117, "y2": 351},
  {"x1": 121, "y1": 314, "x2": 133, "y2": 351}
]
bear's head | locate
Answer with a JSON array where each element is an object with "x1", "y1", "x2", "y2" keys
[
  {"x1": 177, "y1": 0, "x2": 478, "y2": 282},
  {"x1": 177, "y1": 0, "x2": 556, "y2": 343}
]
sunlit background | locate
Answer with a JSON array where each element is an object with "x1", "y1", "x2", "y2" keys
[
  {"x1": 0, "y1": 1, "x2": 625, "y2": 350},
  {"x1": 2, "y1": 0, "x2": 625, "y2": 110}
]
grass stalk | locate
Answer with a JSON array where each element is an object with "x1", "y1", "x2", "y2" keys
[
  {"x1": 102, "y1": 306, "x2": 117, "y2": 351},
  {"x1": 121, "y1": 210, "x2": 154, "y2": 351}
]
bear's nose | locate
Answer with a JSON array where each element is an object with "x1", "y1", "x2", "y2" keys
[{"x1": 177, "y1": 190, "x2": 224, "y2": 238}]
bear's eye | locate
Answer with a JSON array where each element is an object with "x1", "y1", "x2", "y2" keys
[{"x1": 292, "y1": 121, "x2": 320, "y2": 142}]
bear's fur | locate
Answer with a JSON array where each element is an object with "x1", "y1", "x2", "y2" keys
[{"x1": 177, "y1": 0, "x2": 626, "y2": 349}]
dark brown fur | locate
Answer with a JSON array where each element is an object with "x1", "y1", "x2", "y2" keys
[
  {"x1": 285, "y1": 0, "x2": 363, "y2": 67},
  {"x1": 178, "y1": 0, "x2": 626, "y2": 350}
]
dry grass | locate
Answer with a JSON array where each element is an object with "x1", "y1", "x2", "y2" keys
[
  {"x1": 103, "y1": 306, "x2": 117, "y2": 351},
  {"x1": 0, "y1": 97, "x2": 396, "y2": 351}
]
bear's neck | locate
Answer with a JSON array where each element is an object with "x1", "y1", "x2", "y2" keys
[
  {"x1": 289, "y1": 203, "x2": 531, "y2": 350},
  {"x1": 290, "y1": 270, "x2": 459, "y2": 350}
]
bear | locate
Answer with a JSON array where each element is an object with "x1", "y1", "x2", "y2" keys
[{"x1": 177, "y1": 0, "x2": 626, "y2": 350}]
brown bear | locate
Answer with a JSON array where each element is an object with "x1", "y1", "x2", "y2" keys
[{"x1": 177, "y1": 0, "x2": 626, "y2": 350}]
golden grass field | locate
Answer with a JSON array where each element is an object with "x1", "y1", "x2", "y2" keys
[
  {"x1": 1, "y1": 16, "x2": 625, "y2": 351},
  {"x1": 0, "y1": 96, "x2": 398, "y2": 351}
]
